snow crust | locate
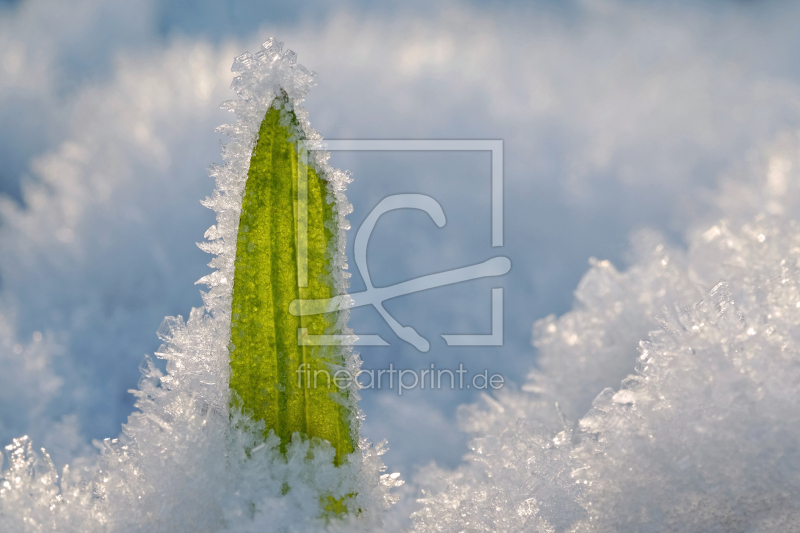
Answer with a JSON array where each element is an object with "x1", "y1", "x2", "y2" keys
[{"x1": 0, "y1": 40, "x2": 399, "y2": 532}]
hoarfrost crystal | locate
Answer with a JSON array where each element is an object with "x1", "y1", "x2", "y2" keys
[
  {"x1": 0, "y1": 41, "x2": 400, "y2": 532},
  {"x1": 414, "y1": 214, "x2": 800, "y2": 532}
]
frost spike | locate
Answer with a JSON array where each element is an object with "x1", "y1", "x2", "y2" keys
[{"x1": 228, "y1": 97, "x2": 354, "y2": 466}]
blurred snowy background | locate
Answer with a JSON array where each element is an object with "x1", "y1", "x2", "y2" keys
[{"x1": 1, "y1": 0, "x2": 800, "y2": 489}]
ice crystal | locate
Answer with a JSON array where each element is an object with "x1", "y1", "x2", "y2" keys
[
  {"x1": 414, "y1": 215, "x2": 800, "y2": 531},
  {"x1": 0, "y1": 41, "x2": 400, "y2": 532}
]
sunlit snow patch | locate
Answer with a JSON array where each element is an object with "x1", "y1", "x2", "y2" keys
[{"x1": 414, "y1": 215, "x2": 800, "y2": 532}]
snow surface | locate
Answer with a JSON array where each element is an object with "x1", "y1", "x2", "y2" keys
[
  {"x1": 2, "y1": 0, "x2": 800, "y2": 530},
  {"x1": 413, "y1": 143, "x2": 800, "y2": 530},
  {"x1": 4, "y1": 35, "x2": 800, "y2": 533}
]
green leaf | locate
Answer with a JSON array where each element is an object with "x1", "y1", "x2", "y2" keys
[{"x1": 229, "y1": 97, "x2": 355, "y2": 467}]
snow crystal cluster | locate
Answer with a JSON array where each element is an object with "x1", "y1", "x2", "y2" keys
[
  {"x1": 0, "y1": 40, "x2": 399, "y2": 532},
  {"x1": 414, "y1": 204, "x2": 800, "y2": 531}
]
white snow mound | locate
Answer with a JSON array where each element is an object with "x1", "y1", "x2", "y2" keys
[{"x1": 415, "y1": 214, "x2": 800, "y2": 532}]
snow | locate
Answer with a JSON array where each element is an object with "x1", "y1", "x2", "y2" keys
[
  {"x1": 0, "y1": 42, "x2": 399, "y2": 532},
  {"x1": 2, "y1": 0, "x2": 800, "y2": 530},
  {"x1": 414, "y1": 203, "x2": 800, "y2": 530}
]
